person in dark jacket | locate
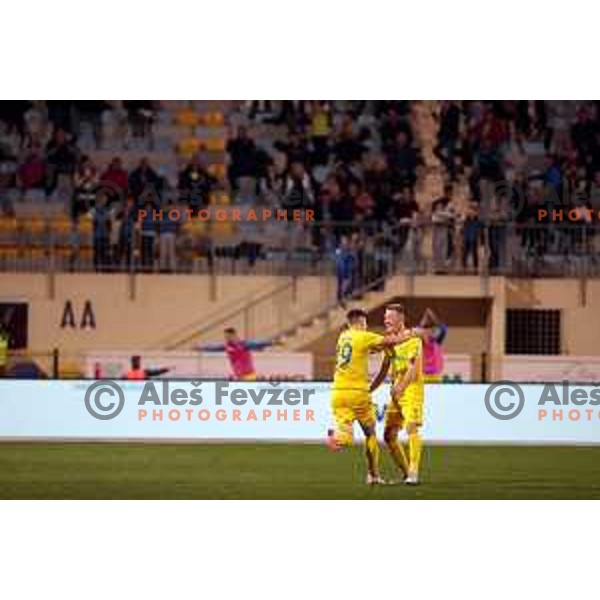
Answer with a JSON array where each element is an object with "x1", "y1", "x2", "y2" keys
[
  {"x1": 91, "y1": 193, "x2": 111, "y2": 270},
  {"x1": 117, "y1": 195, "x2": 138, "y2": 268},
  {"x1": 140, "y1": 200, "x2": 157, "y2": 270},
  {"x1": 462, "y1": 204, "x2": 482, "y2": 270},
  {"x1": 159, "y1": 209, "x2": 180, "y2": 272}
]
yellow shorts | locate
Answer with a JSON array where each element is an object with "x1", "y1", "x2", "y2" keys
[
  {"x1": 241, "y1": 372, "x2": 257, "y2": 381},
  {"x1": 423, "y1": 374, "x2": 442, "y2": 384},
  {"x1": 384, "y1": 383, "x2": 424, "y2": 430},
  {"x1": 330, "y1": 389, "x2": 375, "y2": 446}
]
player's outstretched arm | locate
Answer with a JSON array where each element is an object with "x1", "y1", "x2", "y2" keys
[
  {"x1": 244, "y1": 339, "x2": 276, "y2": 350},
  {"x1": 145, "y1": 367, "x2": 171, "y2": 378},
  {"x1": 194, "y1": 343, "x2": 226, "y2": 352},
  {"x1": 370, "y1": 354, "x2": 391, "y2": 392},
  {"x1": 371, "y1": 331, "x2": 413, "y2": 352}
]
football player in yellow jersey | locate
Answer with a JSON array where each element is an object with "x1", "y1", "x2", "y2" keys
[
  {"x1": 329, "y1": 308, "x2": 391, "y2": 485},
  {"x1": 371, "y1": 303, "x2": 425, "y2": 485}
]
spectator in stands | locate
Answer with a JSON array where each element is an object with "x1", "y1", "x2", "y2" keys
[
  {"x1": 275, "y1": 132, "x2": 310, "y2": 167},
  {"x1": 0, "y1": 142, "x2": 18, "y2": 213},
  {"x1": 140, "y1": 199, "x2": 157, "y2": 270},
  {"x1": 248, "y1": 100, "x2": 275, "y2": 121},
  {"x1": 333, "y1": 117, "x2": 365, "y2": 165},
  {"x1": 117, "y1": 195, "x2": 137, "y2": 268},
  {"x1": 123, "y1": 101, "x2": 156, "y2": 140},
  {"x1": 72, "y1": 101, "x2": 109, "y2": 144},
  {"x1": 46, "y1": 127, "x2": 79, "y2": 194},
  {"x1": 159, "y1": 209, "x2": 179, "y2": 272},
  {"x1": 178, "y1": 154, "x2": 217, "y2": 211},
  {"x1": 91, "y1": 193, "x2": 111, "y2": 271},
  {"x1": 364, "y1": 155, "x2": 395, "y2": 222},
  {"x1": 72, "y1": 157, "x2": 99, "y2": 221},
  {"x1": 275, "y1": 101, "x2": 310, "y2": 132},
  {"x1": 502, "y1": 127, "x2": 529, "y2": 182},
  {"x1": 128, "y1": 158, "x2": 161, "y2": 203},
  {"x1": 387, "y1": 130, "x2": 421, "y2": 191},
  {"x1": 101, "y1": 157, "x2": 129, "y2": 205},
  {"x1": 431, "y1": 187, "x2": 456, "y2": 271},
  {"x1": 282, "y1": 161, "x2": 315, "y2": 217},
  {"x1": 350, "y1": 231, "x2": 365, "y2": 294},
  {"x1": 461, "y1": 204, "x2": 482, "y2": 270},
  {"x1": 226, "y1": 126, "x2": 258, "y2": 190},
  {"x1": 257, "y1": 162, "x2": 284, "y2": 207},
  {"x1": 352, "y1": 183, "x2": 376, "y2": 223},
  {"x1": 380, "y1": 106, "x2": 413, "y2": 148},
  {"x1": 335, "y1": 235, "x2": 355, "y2": 303},
  {"x1": 434, "y1": 101, "x2": 461, "y2": 180},
  {"x1": 0, "y1": 101, "x2": 30, "y2": 137},
  {"x1": 541, "y1": 154, "x2": 563, "y2": 196},
  {"x1": 308, "y1": 101, "x2": 332, "y2": 166},
  {"x1": 46, "y1": 101, "x2": 72, "y2": 132},
  {"x1": 321, "y1": 175, "x2": 353, "y2": 240},
  {"x1": 487, "y1": 204, "x2": 509, "y2": 272},
  {"x1": 17, "y1": 146, "x2": 46, "y2": 190}
]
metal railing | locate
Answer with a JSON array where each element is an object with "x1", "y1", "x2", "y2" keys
[{"x1": 2, "y1": 218, "x2": 600, "y2": 278}]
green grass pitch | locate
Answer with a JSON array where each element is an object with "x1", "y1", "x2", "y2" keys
[{"x1": 1, "y1": 443, "x2": 599, "y2": 499}]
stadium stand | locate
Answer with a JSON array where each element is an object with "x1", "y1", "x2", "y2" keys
[
  {"x1": 2, "y1": 100, "x2": 600, "y2": 280},
  {"x1": 5, "y1": 100, "x2": 600, "y2": 379}
]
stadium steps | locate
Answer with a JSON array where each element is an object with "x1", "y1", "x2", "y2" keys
[
  {"x1": 275, "y1": 274, "x2": 409, "y2": 351},
  {"x1": 161, "y1": 274, "x2": 340, "y2": 351}
]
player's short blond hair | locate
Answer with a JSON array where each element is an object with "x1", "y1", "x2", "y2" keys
[{"x1": 385, "y1": 303, "x2": 404, "y2": 315}]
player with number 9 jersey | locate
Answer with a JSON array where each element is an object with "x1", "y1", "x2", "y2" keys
[{"x1": 329, "y1": 309, "x2": 387, "y2": 484}]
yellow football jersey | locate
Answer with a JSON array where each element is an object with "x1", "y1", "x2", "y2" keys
[
  {"x1": 332, "y1": 329, "x2": 384, "y2": 392},
  {"x1": 389, "y1": 336, "x2": 424, "y2": 385}
]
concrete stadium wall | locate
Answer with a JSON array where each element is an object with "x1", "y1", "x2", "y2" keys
[
  {"x1": 505, "y1": 278, "x2": 600, "y2": 355},
  {"x1": 2, "y1": 271, "x2": 599, "y2": 379},
  {"x1": 0, "y1": 273, "x2": 335, "y2": 361}
]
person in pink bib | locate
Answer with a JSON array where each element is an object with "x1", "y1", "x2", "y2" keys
[
  {"x1": 197, "y1": 327, "x2": 274, "y2": 380},
  {"x1": 414, "y1": 308, "x2": 447, "y2": 383}
]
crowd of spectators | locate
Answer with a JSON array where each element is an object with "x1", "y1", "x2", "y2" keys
[
  {"x1": 3, "y1": 100, "x2": 600, "y2": 279},
  {"x1": 427, "y1": 101, "x2": 600, "y2": 273}
]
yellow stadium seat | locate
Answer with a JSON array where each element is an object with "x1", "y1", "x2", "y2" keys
[
  {"x1": 178, "y1": 137, "x2": 202, "y2": 157},
  {"x1": 204, "y1": 137, "x2": 226, "y2": 152},
  {"x1": 175, "y1": 108, "x2": 200, "y2": 127},
  {"x1": 78, "y1": 217, "x2": 93, "y2": 242},
  {"x1": 54, "y1": 216, "x2": 72, "y2": 230},
  {"x1": 54, "y1": 246, "x2": 74, "y2": 260},
  {"x1": 207, "y1": 163, "x2": 226, "y2": 178},
  {"x1": 52, "y1": 217, "x2": 73, "y2": 242},
  {"x1": 210, "y1": 192, "x2": 230, "y2": 206},
  {"x1": 0, "y1": 245, "x2": 18, "y2": 261},
  {"x1": 80, "y1": 246, "x2": 93, "y2": 261},
  {"x1": 191, "y1": 219, "x2": 208, "y2": 234},
  {"x1": 210, "y1": 220, "x2": 235, "y2": 239},
  {"x1": 29, "y1": 246, "x2": 47, "y2": 259},
  {"x1": 23, "y1": 218, "x2": 46, "y2": 235},
  {"x1": 0, "y1": 217, "x2": 17, "y2": 243},
  {"x1": 203, "y1": 111, "x2": 224, "y2": 127},
  {"x1": 182, "y1": 218, "x2": 208, "y2": 236}
]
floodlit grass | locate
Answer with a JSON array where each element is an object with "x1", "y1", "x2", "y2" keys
[{"x1": 0, "y1": 443, "x2": 599, "y2": 499}]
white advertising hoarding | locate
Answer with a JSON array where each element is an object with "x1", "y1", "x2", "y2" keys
[
  {"x1": 1, "y1": 380, "x2": 599, "y2": 444},
  {"x1": 84, "y1": 351, "x2": 313, "y2": 380},
  {"x1": 503, "y1": 356, "x2": 600, "y2": 382}
]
